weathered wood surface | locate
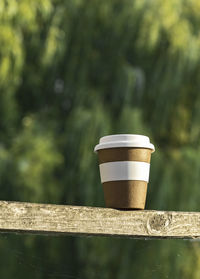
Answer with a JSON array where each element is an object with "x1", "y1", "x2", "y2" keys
[{"x1": 0, "y1": 200, "x2": 200, "y2": 239}]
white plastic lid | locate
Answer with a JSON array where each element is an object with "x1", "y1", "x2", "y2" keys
[{"x1": 94, "y1": 134, "x2": 155, "y2": 152}]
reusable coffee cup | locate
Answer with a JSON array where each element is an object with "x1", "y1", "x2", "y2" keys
[{"x1": 94, "y1": 134, "x2": 155, "y2": 209}]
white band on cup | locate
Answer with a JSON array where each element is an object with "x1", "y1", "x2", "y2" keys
[{"x1": 99, "y1": 161, "x2": 150, "y2": 183}]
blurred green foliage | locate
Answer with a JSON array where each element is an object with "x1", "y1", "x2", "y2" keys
[{"x1": 1, "y1": 0, "x2": 200, "y2": 278}]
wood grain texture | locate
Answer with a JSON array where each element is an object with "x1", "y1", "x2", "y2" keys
[{"x1": 0, "y1": 200, "x2": 200, "y2": 239}]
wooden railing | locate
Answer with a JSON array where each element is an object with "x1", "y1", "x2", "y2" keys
[{"x1": 0, "y1": 200, "x2": 199, "y2": 239}]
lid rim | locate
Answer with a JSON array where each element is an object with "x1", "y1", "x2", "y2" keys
[{"x1": 94, "y1": 143, "x2": 155, "y2": 152}]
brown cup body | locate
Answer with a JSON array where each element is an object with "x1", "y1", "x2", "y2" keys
[{"x1": 97, "y1": 147, "x2": 152, "y2": 209}]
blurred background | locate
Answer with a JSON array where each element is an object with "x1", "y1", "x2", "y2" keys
[{"x1": 1, "y1": 0, "x2": 200, "y2": 278}]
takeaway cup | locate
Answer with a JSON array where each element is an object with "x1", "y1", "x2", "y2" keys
[{"x1": 94, "y1": 134, "x2": 155, "y2": 209}]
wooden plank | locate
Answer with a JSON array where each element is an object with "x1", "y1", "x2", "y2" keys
[{"x1": 0, "y1": 200, "x2": 200, "y2": 239}]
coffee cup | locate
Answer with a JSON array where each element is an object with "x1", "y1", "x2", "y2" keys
[{"x1": 94, "y1": 134, "x2": 155, "y2": 209}]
